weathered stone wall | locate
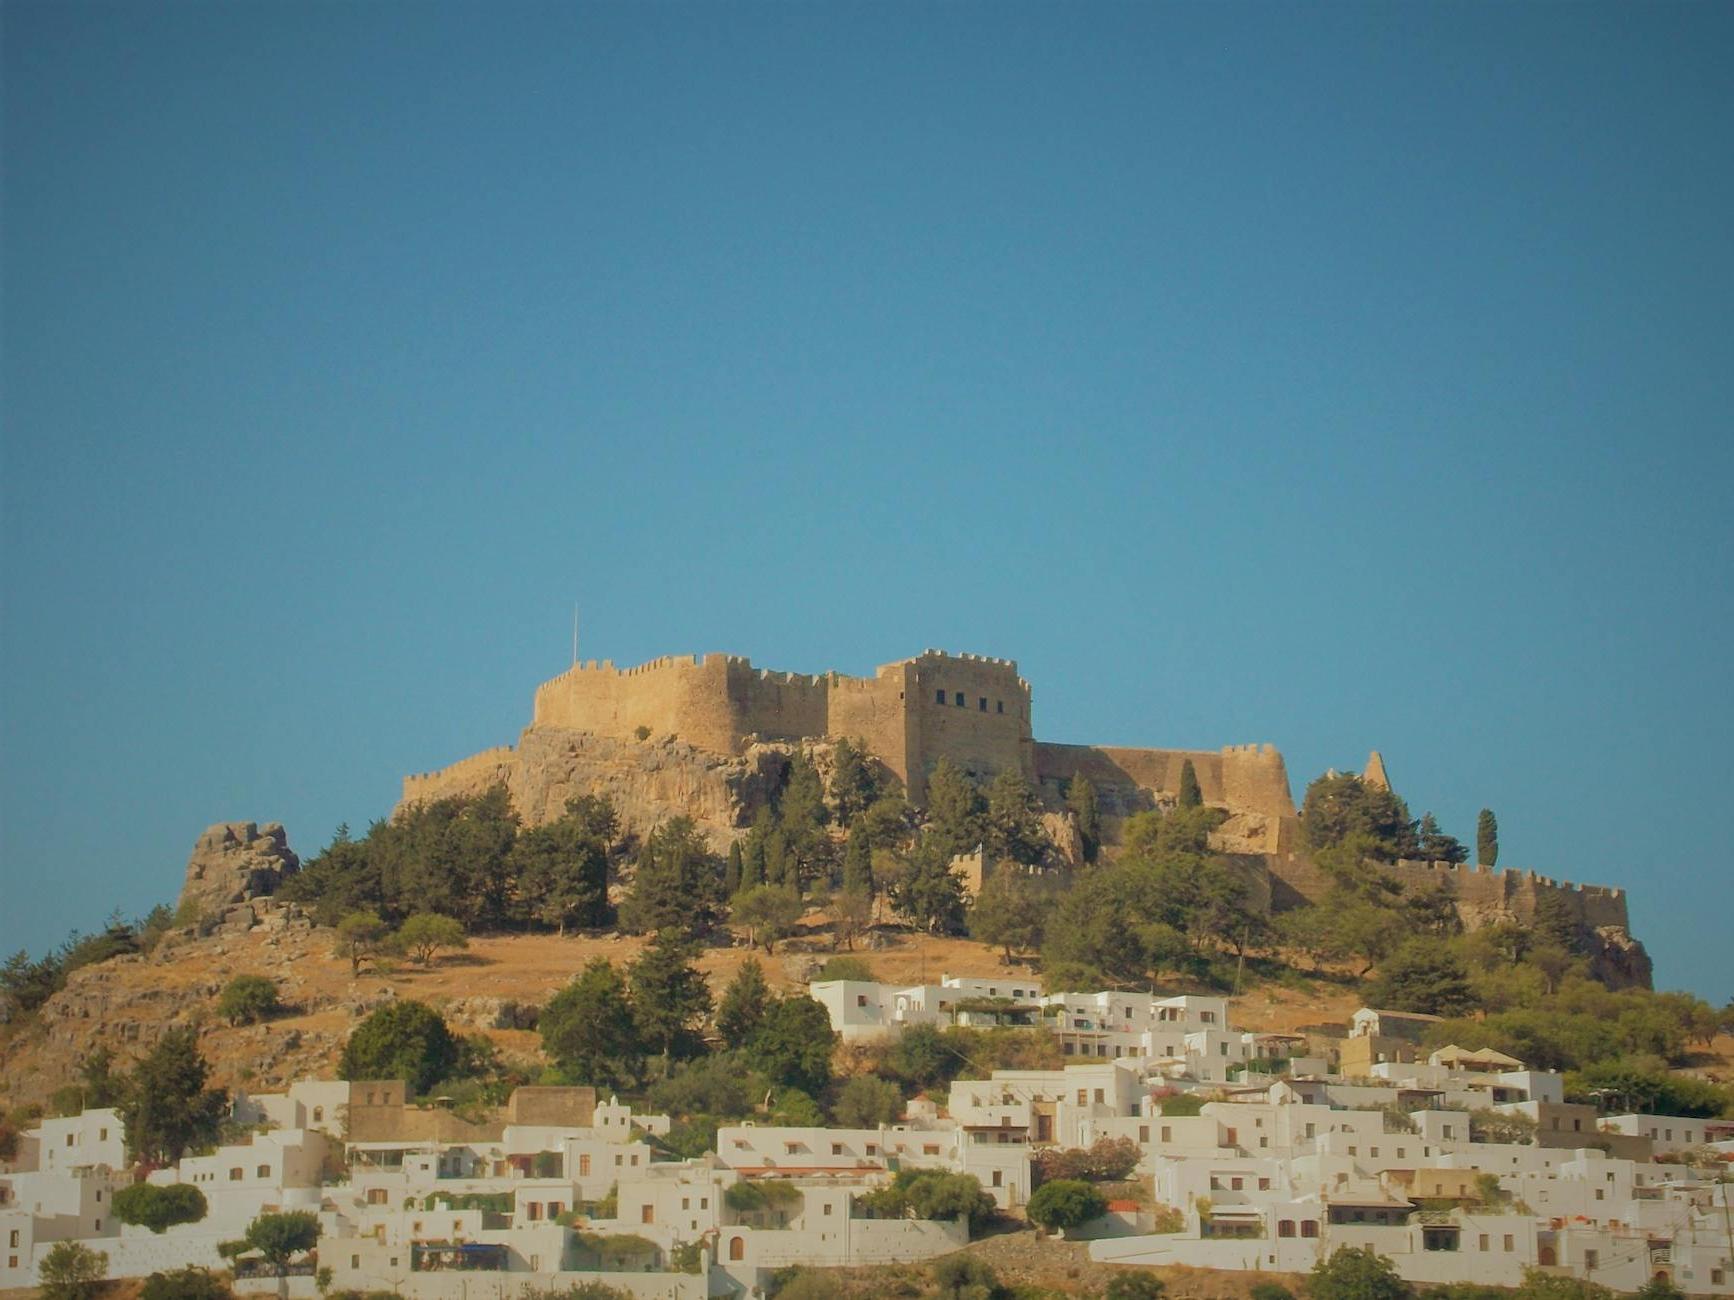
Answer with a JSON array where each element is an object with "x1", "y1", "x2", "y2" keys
[
  {"x1": 1263, "y1": 853, "x2": 1650, "y2": 987},
  {"x1": 1033, "y1": 741, "x2": 1297, "y2": 849},
  {"x1": 531, "y1": 654, "x2": 747, "y2": 753},
  {"x1": 826, "y1": 661, "x2": 919, "y2": 795},
  {"x1": 903, "y1": 651, "x2": 1033, "y2": 801},
  {"x1": 408, "y1": 648, "x2": 1305, "y2": 834},
  {"x1": 402, "y1": 745, "x2": 517, "y2": 807},
  {"x1": 516, "y1": 648, "x2": 1033, "y2": 805}
]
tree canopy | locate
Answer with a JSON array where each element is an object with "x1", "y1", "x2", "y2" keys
[{"x1": 338, "y1": 1000, "x2": 458, "y2": 1096}]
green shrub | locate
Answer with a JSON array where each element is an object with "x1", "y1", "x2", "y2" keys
[
  {"x1": 1308, "y1": 1246, "x2": 1411, "y2": 1300},
  {"x1": 217, "y1": 975, "x2": 282, "y2": 1026},
  {"x1": 141, "y1": 1266, "x2": 232, "y2": 1300},
  {"x1": 814, "y1": 955, "x2": 877, "y2": 982},
  {"x1": 1106, "y1": 1276, "x2": 1167, "y2": 1300},
  {"x1": 39, "y1": 1242, "x2": 107, "y2": 1300},
  {"x1": 931, "y1": 1255, "x2": 1005, "y2": 1299},
  {"x1": 1026, "y1": 1178, "x2": 1107, "y2": 1233},
  {"x1": 114, "y1": 1182, "x2": 209, "y2": 1233}
]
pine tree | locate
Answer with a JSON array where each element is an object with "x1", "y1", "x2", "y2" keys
[
  {"x1": 830, "y1": 738, "x2": 880, "y2": 827},
  {"x1": 1178, "y1": 760, "x2": 1203, "y2": 809},
  {"x1": 715, "y1": 958, "x2": 770, "y2": 1049},
  {"x1": 1415, "y1": 813, "x2": 1467, "y2": 864},
  {"x1": 892, "y1": 840, "x2": 966, "y2": 934},
  {"x1": 968, "y1": 867, "x2": 1046, "y2": 961},
  {"x1": 118, "y1": 1026, "x2": 228, "y2": 1163},
  {"x1": 629, "y1": 929, "x2": 713, "y2": 1073},
  {"x1": 539, "y1": 957, "x2": 642, "y2": 1089},
  {"x1": 985, "y1": 768, "x2": 1046, "y2": 866},
  {"x1": 1477, "y1": 808, "x2": 1499, "y2": 866},
  {"x1": 924, "y1": 759, "x2": 985, "y2": 859},
  {"x1": 618, "y1": 817, "x2": 722, "y2": 937},
  {"x1": 1067, "y1": 773, "x2": 1101, "y2": 863}
]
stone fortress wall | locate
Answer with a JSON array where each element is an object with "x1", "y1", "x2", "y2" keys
[
  {"x1": 400, "y1": 646, "x2": 1635, "y2": 962},
  {"x1": 519, "y1": 649, "x2": 1031, "y2": 802}
]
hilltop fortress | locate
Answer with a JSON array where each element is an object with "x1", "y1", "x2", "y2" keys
[
  {"x1": 406, "y1": 648, "x2": 1296, "y2": 843},
  {"x1": 402, "y1": 647, "x2": 1647, "y2": 984}
]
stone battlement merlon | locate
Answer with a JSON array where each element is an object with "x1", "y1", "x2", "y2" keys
[{"x1": 1386, "y1": 858, "x2": 1625, "y2": 900}]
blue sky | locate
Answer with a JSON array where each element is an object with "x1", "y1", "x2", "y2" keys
[{"x1": 2, "y1": 2, "x2": 1729, "y2": 999}]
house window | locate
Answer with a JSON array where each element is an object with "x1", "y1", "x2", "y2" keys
[
  {"x1": 997, "y1": 701, "x2": 1004, "y2": 713},
  {"x1": 831, "y1": 1144, "x2": 843, "y2": 1156},
  {"x1": 99, "y1": 1128, "x2": 108, "y2": 1141},
  {"x1": 979, "y1": 697, "x2": 987, "y2": 711},
  {"x1": 823, "y1": 1203, "x2": 833, "y2": 1215},
  {"x1": 1139, "y1": 1126, "x2": 1150, "y2": 1143},
  {"x1": 1504, "y1": 1235, "x2": 1514, "y2": 1252},
  {"x1": 681, "y1": 1198, "x2": 689, "y2": 1210},
  {"x1": 313, "y1": 1107, "x2": 323, "y2": 1123},
  {"x1": 1279, "y1": 1221, "x2": 1296, "y2": 1238},
  {"x1": 992, "y1": 1171, "x2": 1002, "y2": 1187},
  {"x1": 1301, "y1": 1222, "x2": 1319, "y2": 1238},
  {"x1": 351, "y1": 1257, "x2": 359, "y2": 1270},
  {"x1": 1161, "y1": 1127, "x2": 1172, "y2": 1142},
  {"x1": 257, "y1": 1164, "x2": 270, "y2": 1178},
  {"x1": 229, "y1": 1168, "x2": 243, "y2": 1181},
  {"x1": 1479, "y1": 1235, "x2": 1490, "y2": 1251},
  {"x1": 856, "y1": 995, "x2": 868, "y2": 1007},
  {"x1": 729, "y1": 1237, "x2": 746, "y2": 1261},
  {"x1": 954, "y1": 692, "x2": 964, "y2": 706},
  {"x1": 1259, "y1": 1178, "x2": 1271, "y2": 1190},
  {"x1": 923, "y1": 1144, "x2": 940, "y2": 1156},
  {"x1": 936, "y1": 690, "x2": 946, "y2": 705},
  {"x1": 641, "y1": 1205, "x2": 654, "y2": 1224},
  {"x1": 580, "y1": 1154, "x2": 591, "y2": 1176},
  {"x1": 1585, "y1": 1251, "x2": 1598, "y2": 1270}
]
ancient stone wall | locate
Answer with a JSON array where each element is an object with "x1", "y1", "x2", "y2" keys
[
  {"x1": 531, "y1": 654, "x2": 745, "y2": 753},
  {"x1": 517, "y1": 648, "x2": 1033, "y2": 805},
  {"x1": 402, "y1": 745, "x2": 517, "y2": 806},
  {"x1": 826, "y1": 661, "x2": 919, "y2": 795},
  {"x1": 902, "y1": 651, "x2": 1033, "y2": 801},
  {"x1": 1033, "y1": 741, "x2": 1297, "y2": 826}
]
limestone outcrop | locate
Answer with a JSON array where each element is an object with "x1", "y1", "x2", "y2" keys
[
  {"x1": 177, "y1": 821, "x2": 300, "y2": 916},
  {"x1": 398, "y1": 727, "x2": 818, "y2": 851}
]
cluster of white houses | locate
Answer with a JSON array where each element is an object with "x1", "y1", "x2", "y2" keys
[{"x1": 4, "y1": 980, "x2": 1730, "y2": 1298}]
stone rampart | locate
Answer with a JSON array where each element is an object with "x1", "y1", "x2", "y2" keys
[
  {"x1": 902, "y1": 650, "x2": 1033, "y2": 799},
  {"x1": 1033, "y1": 741, "x2": 1297, "y2": 826},
  {"x1": 402, "y1": 745, "x2": 517, "y2": 806},
  {"x1": 407, "y1": 648, "x2": 1303, "y2": 827},
  {"x1": 1265, "y1": 854, "x2": 1630, "y2": 929}
]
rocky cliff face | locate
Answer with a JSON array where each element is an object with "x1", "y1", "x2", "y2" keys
[
  {"x1": 177, "y1": 822, "x2": 300, "y2": 916},
  {"x1": 398, "y1": 727, "x2": 843, "y2": 849}
]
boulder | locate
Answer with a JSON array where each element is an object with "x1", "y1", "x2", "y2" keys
[{"x1": 177, "y1": 821, "x2": 300, "y2": 917}]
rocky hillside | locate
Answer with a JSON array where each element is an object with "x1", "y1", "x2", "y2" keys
[
  {"x1": 0, "y1": 885, "x2": 1370, "y2": 1112},
  {"x1": 401, "y1": 730, "x2": 875, "y2": 852}
]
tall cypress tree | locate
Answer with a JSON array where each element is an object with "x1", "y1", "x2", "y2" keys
[
  {"x1": 1476, "y1": 809, "x2": 1499, "y2": 866},
  {"x1": 842, "y1": 822, "x2": 874, "y2": 897},
  {"x1": 1178, "y1": 760, "x2": 1203, "y2": 809},
  {"x1": 1066, "y1": 773, "x2": 1100, "y2": 863},
  {"x1": 725, "y1": 841, "x2": 744, "y2": 896}
]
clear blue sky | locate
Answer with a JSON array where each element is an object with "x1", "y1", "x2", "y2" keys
[{"x1": 3, "y1": 2, "x2": 1729, "y2": 999}]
